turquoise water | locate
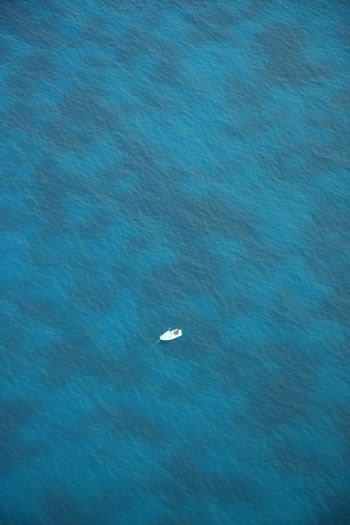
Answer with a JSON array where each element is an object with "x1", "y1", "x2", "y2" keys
[{"x1": 1, "y1": 0, "x2": 350, "y2": 523}]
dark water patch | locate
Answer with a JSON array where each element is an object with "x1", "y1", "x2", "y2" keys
[
  {"x1": 254, "y1": 22, "x2": 307, "y2": 56},
  {"x1": 150, "y1": 57, "x2": 183, "y2": 87},
  {"x1": 0, "y1": 207, "x2": 28, "y2": 232},
  {"x1": 217, "y1": 292, "x2": 256, "y2": 320},
  {"x1": 219, "y1": 121, "x2": 248, "y2": 142},
  {"x1": 306, "y1": 117, "x2": 350, "y2": 159},
  {"x1": 27, "y1": 245, "x2": 59, "y2": 269},
  {"x1": 126, "y1": 185, "x2": 258, "y2": 314},
  {"x1": 28, "y1": 237, "x2": 96, "y2": 273},
  {"x1": 44, "y1": 119, "x2": 94, "y2": 154},
  {"x1": 238, "y1": 239, "x2": 285, "y2": 276},
  {"x1": 0, "y1": 310, "x2": 24, "y2": 353},
  {"x1": 302, "y1": 197, "x2": 350, "y2": 324},
  {"x1": 254, "y1": 23, "x2": 332, "y2": 87},
  {"x1": 0, "y1": 37, "x2": 13, "y2": 65},
  {"x1": 123, "y1": 235, "x2": 150, "y2": 256},
  {"x1": 22, "y1": 53, "x2": 58, "y2": 81},
  {"x1": 100, "y1": 0, "x2": 129, "y2": 8},
  {"x1": 59, "y1": 85, "x2": 104, "y2": 119},
  {"x1": 0, "y1": 101, "x2": 41, "y2": 135},
  {"x1": 118, "y1": 138, "x2": 161, "y2": 173},
  {"x1": 184, "y1": 6, "x2": 236, "y2": 45},
  {"x1": 0, "y1": 512, "x2": 45, "y2": 525},
  {"x1": 33, "y1": 157, "x2": 119, "y2": 227},
  {"x1": 43, "y1": 336, "x2": 97, "y2": 371},
  {"x1": 147, "y1": 41, "x2": 183, "y2": 87},
  {"x1": 238, "y1": 0, "x2": 274, "y2": 21},
  {"x1": 43, "y1": 480, "x2": 137, "y2": 524},
  {"x1": 1, "y1": 351, "x2": 31, "y2": 385},
  {"x1": 165, "y1": 0, "x2": 213, "y2": 7},
  {"x1": 38, "y1": 366, "x2": 70, "y2": 390},
  {"x1": 184, "y1": 196, "x2": 257, "y2": 240},
  {"x1": 225, "y1": 76, "x2": 265, "y2": 109},
  {"x1": 154, "y1": 518, "x2": 193, "y2": 525},
  {"x1": 317, "y1": 289, "x2": 350, "y2": 325},
  {"x1": 223, "y1": 103, "x2": 286, "y2": 140},
  {"x1": 316, "y1": 492, "x2": 350, "y2": 525},
  {"x1": 102, "y1": 0, "x2": 149, "y2": 8},
  {"x1": 334, "y1": 87, "x2": 350, "y2": 110},
  {"x1": 301, "y1": 237, "x2": 349, "y2": 291},
  {"x1": 3, "y1": 9, "x2": 61, "y2": 48},
  {"x1": 251, "y1": 374, "x2": 311, "y2": 429},
  {"x1": 184, "y1": 7, "x2": 235, "y2": 30},
  {"x1": 36, "y1": 157, "x2": 72, "y2": 195},
  {"x1": 120, "y1": 169, "x2": 257, "y2": 242},
  {"x1": 44, "y1": 489, "x2": 92, "y2": 525},
  {"x1": 34, "y1": 160, "x2": 71, "y2": 237},
  {"x1": 189, "y1": 28, "x2": 234, "y2": 46},
  {"x1": 276, "y1": 141, "x2": 346, "y2": 184},
  {"x1": 213, "y1": 344, "x2": 258, "y2": 394},
  {"x1": 0, "y1": 398, "x2": 42, "y2": 474},
  {"x1": 143, "y1": 251, "x2": 219, "y2": 299},
  {"x1": 115, "y1": 28, "x2": 155, "y2": 64},
  {"x1": 19, "y1": 298, "x2": 71, "y2": 329},
  {"x1": 271, "y1": 440, "x2": 327, "y2": 477},
  {"x1": 152, "y1": 450, "x2": 258, "y2": 507},
  {"x1": 305, "y1": 142, "x2": 347, "y2": 174},
  {"x1": 92, "y1": 406, "x2": 168, "y2": 444},
  {"x1": 270, "y1": 288, "x2": 312, "y2": 326},
  {"x1": 310, "y1": 196, "x2": 350, "y2": 243},
  {"x1": 6, "y1": 72, "x2": 38, "y2": 100},
  {"x1": 72, "y1": 269, "x2": 118, "y2": 313},
  {"x1": 321, "y1": 402, "x2": 350, "y2": 445},
  {"x1": 134, "y1": 87, "x2": 173, "y2": 111},
  {"x1": 157, "y1": 380, "x2": 193, "y2": 403},
  {"x1": 43, "y1": 337, "x2": 145, "y2": 390},
  {"x1": 110, "y1": 261, "x2": 137, "y2": 291},
  {"x1": 306, "y1": 280, "x2": 350, "y2": 325},
  {"x1": 6, "y1": 54, "x2": 59, "y2": 106},
  {"x1": 320, "y1": 401, "x2": 350, "y2": 484},
  {"x1": 81, "y1": 16, "x2": 118, "y2": 48},
  {"x1": 77, "y1": 208, "x2": 116, "y2": 240},
  {"x1": 329, "y1": 339, "x2": 350, "y2": 370},
  {"x1": 57, "y1": 85, "x2": 122, "y2": 133},
  {"x1": 81, "y1": 54, "x2": 112, "y2": 68},
  {"x1": 250, "y1": 343, "x2": 317, "y2": 430},
  {"x1": 257, "y1": 151, "x2": 288, "y2": 183}
]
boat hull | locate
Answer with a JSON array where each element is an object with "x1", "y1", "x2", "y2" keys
[{"x1": 160, "y1": 329, "x2": 182, "y2": 341}]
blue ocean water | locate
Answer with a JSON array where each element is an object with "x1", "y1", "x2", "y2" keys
[{"x1": 1, "y1": 0, "x2": 350, "y2": 523}]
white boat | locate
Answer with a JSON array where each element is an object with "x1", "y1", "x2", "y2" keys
[{"x1": 159, "y1": 328, "x2": 182, "y2": 341}]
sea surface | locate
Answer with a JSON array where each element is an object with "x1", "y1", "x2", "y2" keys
[{"x1": 1, "y1": 0, "x2": 350, "y2": 523}]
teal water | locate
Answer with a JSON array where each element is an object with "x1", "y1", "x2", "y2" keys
[{"x1": 1, "y1": 0, "x2": 350, "y2": 523}]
